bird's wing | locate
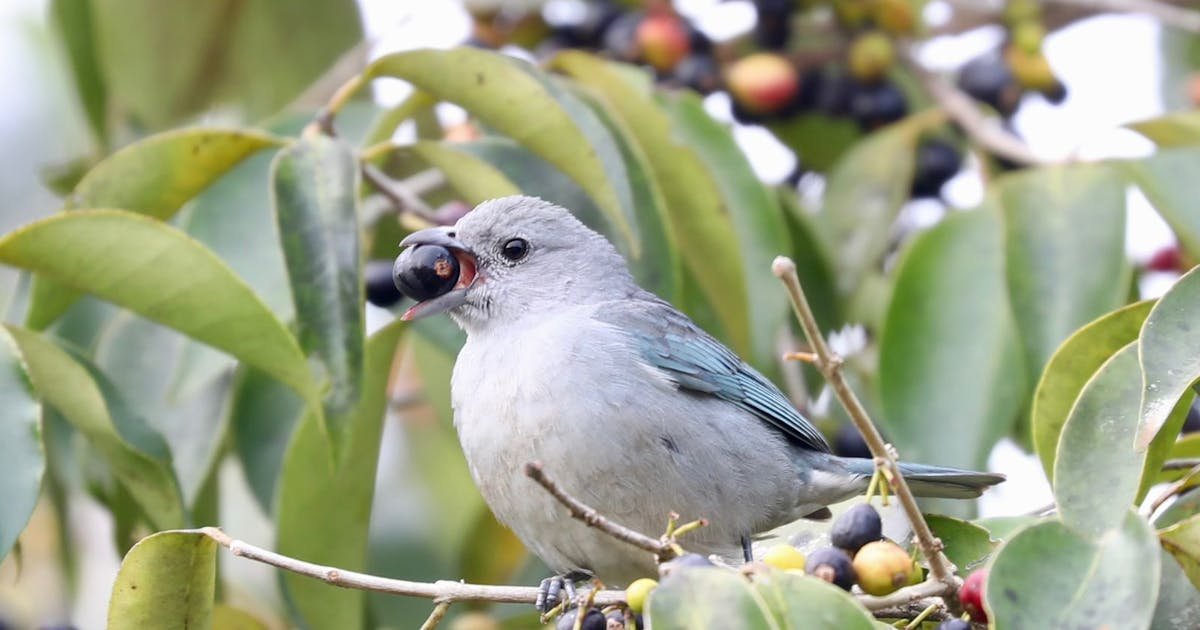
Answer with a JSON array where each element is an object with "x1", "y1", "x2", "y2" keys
[{"x1": 595, "y1": 296, "x2": 832, "y2": 453}]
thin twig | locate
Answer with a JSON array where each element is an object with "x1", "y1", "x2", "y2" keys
[
  {"x1": 771, "y1": 257, "x2": 959, "y2": 593},
  {"x1": 524, "y1": 461, "x2": 681, "y2": 563},
  {"x1": 361, "y1": 163, "x2": 440, "y2": 223},
  {"x1": 1046, "y1": 0, "x2": 1200, "y2": 32},
  {"x1": 1162, "y1": 458, "x2": 1200, "y2": 471},
  {"x1": 198, "y1": 527, "x2": 626, "y2": 606},
  {"x1": 419, "y1": 602, "x2": 451, "y2": 630}
]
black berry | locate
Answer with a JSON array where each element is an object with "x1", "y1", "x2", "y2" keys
[
  {"x1": 910, "y1": 139, "x2": 963, "y2": 199},
  {"x1": 830, "y1": 504, "x2": 884, "y2": 555},
  {"x1": 957, "y1": 52, "x2": 1021, "y2": 116},
  {"x1": 556, "y1": 608, "x2": 606, "y2": 630},
  {"x1": 934, "y1": 619, "x2": 971, "y2": 630},
  {"x1": 393, "y1": 245, "x2": 460, "y2": 302},
  {"x1": 833, "y1": 424, "x2": 872, "y2": 459},
  {"x1": 805, "y1": 547, "x2": 857, "y2": 591},
  {"x1": 849, "y1": 80, "x2": 908, "y2": 130},
  {"x1": 365, "y1": 260, "x2": 405, "y2": 307}
]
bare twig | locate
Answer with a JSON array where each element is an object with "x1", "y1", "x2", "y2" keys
[
  {"x1": 361, "y1": 163, "x2": 440, "y2": 223},
  {"x1": 198, "y1": 527, "x2": 627, "y2": 606},
  {"x1": 1162, "y1": 458, "x2": 1200, "y2": 471},
  {"x1": 419, "y1": 602, "x2": 451, "y2": 630},
  {"x1": 771, "y1": 257, "x2": 959, "y2": 593},
  {"x1": 524, "y1": 461, "x2": 682, "y2": 563},
  {"x1": 859, "y1": 579, "x2": 954, "y2": 612},
  {"x1": 1046, "y1": 0, "x2": 1200, "y2": 33}
]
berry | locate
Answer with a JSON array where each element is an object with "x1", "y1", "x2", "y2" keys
[
  {"x1": 848, "y1": 32, "x2": 895, "y2": 84},
  {"x1": 558, "y1": 0, "x2": 622, "y2": 48},
  {"x1": 935, "y1": 620, "x2": 971, "y2": 630},
  {"x1": 813, "y1": 71, "x2": 857, "y2": 117},
  {"x1": 960, "y1": 569, "x2": 988, "y2": 622},
  {"x1": 753, "y1": 0, "x2": 793, "y2": 50},
  {"x1": 833, "y1": 0, "x2": 872, "y2": 29},
  {"x1": 1146, "y1": 245, "x2": 1183, "y2": 273},
  {"x1": 671, "y1": 54, "x2": 722, "y2": 95},
  {"x1": 1183, "y1": 399, "x2": 1200, "y2": 434},
  {"x1": 1004, "y1": 45, "x2": 1058, "y2": 94},
  {"x1": 805, "y1": 547, "x2": 857, "y2": 591},
  {"x1": 725, "y1": 53, "x2": 801, "y2": 117},
  {"x1": 660, "y1": 552, "x2": 715, "y2": 577},
  {"x1": 833, "y1": 424, "x2": 872, "y2": 459},
  {"x1": 830, "y1": 504, "x2": 883, "y2": 555},
  {"x1": 910, "y1": 139, "x2": 963, "y2": 199},
  {"x1": 908, "y1": 559, "x2": 925, "y2": 585},
  {"x1": 852, "y1": 540, "x2": 913, "y2": 596},
  {"x1": 556, "y1": 608, "x2": 606, "y2": 630},
  {"x1": 624, "y1": 578, "x2": 658, "y2": 614},
  {"x1": 393, "y1": 244, "x2": 461, "y2": 302},
  {"x1": 849, "y1": 80, "x2": 908, "y2": 130},
  {"x1": 1011, "y1": 21, "x2": 1045, "y2": 55},
  {"x1": 365, "y1": 260, "x2": 405, "y2": 307},
  {"x1": 603, "y1": 11, "x2": 644, "y2": 63},
  {"x1": 958, "y1": 53, "x2": 1021, "y2": 117},
  {"x1": 636, "y1": 13, "x2": 691, "y2": 73},
  {"x1": 762, "y1": 544, "x2": 807, "y2": 571},
  {"x1": 876, "y1": 0, "x2": 916, "y2": 36}
]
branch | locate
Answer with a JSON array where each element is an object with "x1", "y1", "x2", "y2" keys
[
  {"x1": 1046, "y1": 0, "x2": 1200, "y2": 33},
  {"x1": 361, "y1": 163, "x2": 440, "y2": 223},
  {"x1": 771, "y1": 257, "x2": 960, "y2": 594}
]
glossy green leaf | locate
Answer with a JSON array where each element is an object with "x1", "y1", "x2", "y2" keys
[
  {"x1": 1160, "y1": 514, "x2": 1200, "y2": 590},
  {"x1": 767, "y1": 114, "x2": 861, "y2": 173},
  {"x1": 987, "y1": 512, "x2": 1160, "y2": 629},
  {"x1": 925, "y1": 514, "x2": 996, "y2": 572},
  {"x1": 753, "y1": 570, "x2": 876, "y2": 629},
  {"x1": 1129, "y1": 111, "x2": 1200, "y2": 147},
  {"x1": 51, "y1": 0, "x2": 107, "y2": 146},
  {"x1": 778, "y1": 190, "x2": 840, "y2": 333},
  {"x1": 4, "y1": 325, "x2": 183, "y2": 529},
  {"x1": 0, "y1": 331, "x2": 43, "y2": 560},
  {"x1": 277, "y1": 319, "x2": 405, "y2": 630},
  {"x1": 1125, "y1": 148, "x2": 1200, "y2": 265},
  {"x1": 364, "y1": 48, "x2": 639, "y2": 253},
  {"x1": 998, "y1": 163, "x2": 1130, "y2": 378},
  {"x1": 230, "y1": 365, "x2": 303, "y2": 514},
  {"x1": 272, "y1": 134, "x2": 363, "y2": 424},
  {"x1": 880, "y1": 209, "x2": 1026, "y2": 473},
  {"x1": 1032, "y1": 301, "x2": 1154, "y2": 480},
  {"x1": 1139, "y1": 266, "x2": 1200, "y2": 448},
  {"x1": 28, "y1": 128, "x2": 282, "y2": 329},
  {"x1": 106, "y1": 530, "x2": 216, "y2": 630},
  {"x1": 0, "y1": 210, "x2": 318, "y2": 413},
  {"x1": 1152, "y1": 547, "x2": 1200, "y2": 630},
  {"x1": 1156, "y1": 486, "x2": 1200, "y2": 530},
  {"x1": 362, "y1": 90, "x2": 438, "y2": 147},
  {"x1": 458, "y1": 505, "x2": 528, "y2": 586},
  {"x1": 406, "y1": 141, "x2": 520, "y2": 204},
  {"x1": 647, "y1": 567, "x2": 776, "y2": 629}
]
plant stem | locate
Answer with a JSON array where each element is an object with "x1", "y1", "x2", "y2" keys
[{"x1": 419, "y1": 602, "x2": 451, "y2": 630}]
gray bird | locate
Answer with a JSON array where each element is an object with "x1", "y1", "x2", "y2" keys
[{"x1": 393, "y1": 196, "x2": 1002, "y2": 594}]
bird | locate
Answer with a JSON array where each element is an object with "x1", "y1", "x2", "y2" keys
[{"x1": 392, "y1": 195, "x2": 1003, "y2": 600}]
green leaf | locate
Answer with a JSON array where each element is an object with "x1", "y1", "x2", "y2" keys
[
  {"x1": 753, "y1": 570, "x2": 877, "y2": 629},
  {"x1": 987, "y1": 512, "x2": 1160, "y2": 629},
  {"x1": 276, "y1": 319, "x2": 406, "y2": 630},
  {"x1": 51, "y1": 0, "x2": 107, "y2": 146},
  {"x1": 364, "y1": 48, "x2": 639, "y2": 254},
  {"x1": 647, "y1": 567, "x2": 776, "y2": 629},
  {"x1": 458, "y1": 505, "x2": 528, "y2": 586},
  {"x1": 998, "y1": 163, "x2": 1130, "y2": 378},
  {"x1": 779, "y1": 190, "x2": 840, "y2": 333},
  {"x1": 660, "y1": 91, "x2": 793, "y2": 369},
  {"x1": 925, "y1": 515, "x2": 996, "y2": 572},
  {"x1": 272, "y1": 134, "x2": 363, "y2": 425},
  {"x1": 106, "y1": 530, "x2": 216, "y2": 630},
  {"x1": 1125, "y1": 148, "x2": 1200, "y2": 263},
  {"x1": 0, "y1": 210, "x2": 318, "y2": 413},
  {"x1": 1160, "y1": 514, "x2": 1200, "y2": 590},
  {"x1": 1156, "y1": 486, "x2": 1200, "y2": 530},
  {"x1": 880, "y1": 209, "x2": 1026, "y2": 473},
  {"x1": 1128, "y1": 111, "x2": 1200, "y2": 147},
  {"x1": 1139, "y1": 266, "x2": 1200, "y2": 448},
  {"x1": 28, "y1": 128, "x2": 282, "y2": 329},
  {"x1": 0, "y1": 331, "x2": 43, "y2": 560},
  {"x1": 213, "y1": 604, "x2": 269, "y2": 630},
  {"x1": 230, "y1": 365, "x2": 303, "y2": 514},
  {"x1": 4, "y1": 325, "x2": 184, "y2": 529},
  {"x1": 1152, "y1": 547, "x2": 1200, "y2": 630},
  {"x1": 1032, "y1": 301, "x2": 1154, "y2": 480},
  {"x1": 405, "y1": 141, "x2": 520, "y2": 205},
  {"x1": 767, "y1": 114, "x2": 862, "y2": 173}
]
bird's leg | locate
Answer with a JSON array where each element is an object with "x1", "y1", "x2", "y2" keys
[
  {"x1": 535, "y1": 569, "x2": 592, "y2": 613},
  {"x1": 740, "y1": 535, "x2": 753, "y2": 563}
]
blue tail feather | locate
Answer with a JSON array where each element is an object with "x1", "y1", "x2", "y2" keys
[{"x1": 842, "y1": 459, "x2": 1005, "y2": 499}]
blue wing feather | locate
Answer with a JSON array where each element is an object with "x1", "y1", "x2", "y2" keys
[{"x1": 595, "y1": 295, "x2": 832, "y2": 453}]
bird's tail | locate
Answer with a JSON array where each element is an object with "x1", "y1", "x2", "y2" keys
[{"x1": 842, "y1": 459, "x2": 1005, "y2": 499}]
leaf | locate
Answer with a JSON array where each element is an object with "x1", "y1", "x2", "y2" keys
[
  {"x1": 660, "y1": 91, "x2": 792, "y2": 369},
  {"x1": 1152, "y1": 547, "x2": 1200, "y2": 630},
  {"x1": 925, "y1": 515, "x2": 996, "y2": 572},
  {"x1": 1032, "y1": 301, "x2": 1154, "y2": 480},
  {"x1": 213, "y1": 604, "x2": 269, "y2": 630},
  {"x1": 272, "y1": 134, "x2": 363, "y2": 424},
  {"x1": 647, "y1": 567, "x2": 777, "y2": 629},
  {"x1": 879, "y1": 209, "x2": 1027, "y2": 473},
  {"x1": 1128, "y1": 111, "x2": 1200, "y2": 147},
  {"x1": 276, "y1": 319, "x2": 406, "y2": 630},
  {"x1": 779, "y1": 191, "x2": 840, "y2": 333},
  {"x1": 0, "y1": 331, "x2": 43, "y2": 560},
  {"x1": 457, "y1": 505, "x2": 528, "y2": 586},
  {"x1": 1156, "y1": 486, "x2": 1200, "y2": 530},
  {"x1": 1139, "y1": 266, "x2": 1200, "y2": 448},
  {"x1": 1125, "y1": 148, "x2": 1200, "y2": 263},
  {"x1": 405, "y1": 141, "x2": 520, "y2": 205},
  {"x1": 767, "y1": 114, "x2": 862, "y2": 173},
  {"x1": 986, "y1": 512, "x2": 1160, "y2": 629},
  {"x1": 364, "y1": 48, "x2": 639, "y2": 253},
  {"x1": 1160, "y1": 514, "x2": 1200, "y2": 590},
  {"x1": 998, "y1": 163, "x2": 1130, "y2": 378},
  {"x1": 230, "y1": 366, "x2": 304, "y2": 515},
  {"x1": 51, "y1": 0, "x2": 107, "y2": 146},
  {"x1": 4, "y1": 325, "x2": 184, "y2": 529},
  {"x1": 106, "y1": 530, "x2": 216, "y2": 630},
  {"x1": 753, "y1": 570, "x2": 877, "y2": 629},
  {"x1": 28, "y1": 128, "x2": 282, "y2": 329},
  {"x1": 0, "y1": 210, "x2": 318, "y2": 412}
]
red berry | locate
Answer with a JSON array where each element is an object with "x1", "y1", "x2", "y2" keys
[
  {"x1": 636, "y1": 13, "x2": 691, "y2": 72},
  {"x1": 959, "y1": 569, "x2": 988, "y2": 623},
  {"x1": 725, "y1": 53, "x2": 800, "y2": 116},
  {"x1": 1147, "y1": 245, "x2": 1183, "y2": 273}
]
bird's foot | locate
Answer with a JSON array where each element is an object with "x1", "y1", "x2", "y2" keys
[{"x1": 535, "y1": 570, "x2": 592, "y2": 614}]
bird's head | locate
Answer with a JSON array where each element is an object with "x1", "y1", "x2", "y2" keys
[{"x1": 392, "y1": 196, "x2": 635, "y2": 333}]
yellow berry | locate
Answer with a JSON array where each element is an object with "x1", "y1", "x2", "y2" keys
[
  {"x1": 625, "y1": 577, "x2": 658, "y2": 614},
  {"x1": 852, "y1": 540, "x2": 914, "y2": 596},
  {"x1": 762, "y1": 545, "x2": 808, "y2": 571}
]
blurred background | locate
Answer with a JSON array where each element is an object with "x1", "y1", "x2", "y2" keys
[{"x1": 0, "y1": 0, "x2": 1197, "y2": 628}]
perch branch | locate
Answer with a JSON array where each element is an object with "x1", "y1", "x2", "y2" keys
[
  {"x1": 361, "y1": 163, "x2": 440, "y2": 223},
  {"x1": 772, "y1": 257, "x2": 959, "y2": 592}
]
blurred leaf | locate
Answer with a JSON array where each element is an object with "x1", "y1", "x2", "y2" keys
[
  {"x1": 647, "y1": 567, "x2": 775, "y2": 629},
  {"x1": 28, "y1": 128, "x2": 282, "y2": 329},
  {"x1": 986, "y1": 512, "x2": 1159, "y2": 629},
  {"x1": 975, "y1": 515, "x2": 1043, "y2": 541},
  {"x1": 660, "y1": 91, "x2": 792, "y2": 369},
  {"x1": 107, "y1": 530, "x2": 216, "y2": 629},
  {"x1": 1143, "y1": 393, "x2": 1195, "y2": 502},
  {"x1": 272, "y1": 134, "x2": 363, "y2": 427},
  {"x1": 364, "y1": 48, "x2": 639, "y2": 254},
  {"x1": 362, "y1": 90, "x2": 438, "y2": 147},
  {"x1": 91, "y1": 0, "x2": 361, "y2": 128},
  {"x1": 767, "y1": 114, "x2": 861, "y2": 173},
  {"x1": 50, "y1": 0, "x2": 107, "y2": 146},
  {"x1": 1032, "y1": 301, "x2": 1153, "y2": 480},
  {"x1": 212, "y1": 604, "x2": 268, "y2": 630},
  {"x1": 778, "y1": 190, "x2": 840, "y2": 333},
  {"x1": 1156, "y1": 486, "x2": 1200, "y2": 530},
  {"x1": 753, "y1": 570, "x2": 876, "y2": 629},
  {"x1": 998, "y1": 163, "x2": 1130, "y2": 378},
  {"x1": 1125, "y1": 148, "x2": 1200, "y2": 262},
  {"x1": 277, "y1": 319, "x2": 405, "y2": 630},
  {"x1": 925, "y1": 514, "x2": 996, "y2": 572},
  {"x1": 1129, "y1": 111, "x2": 1200, "y2": 147},
  {"x1": 1139, "y1": 266, "x2": 1200, "y2": 448},
  {"x1": 1153, "y1": 547, "x2": 1200, "y2": 630},
  {"x1": 817, "y1": 111, "x2": 937, "y2": 295},
  {"x1": 4, "y1": 325, "x2": 184, "y2": 529},
  {"x1": 1164, "y1": 433, "x2": 1200, "y2": 483},
  {"x1": 880, "y1": 209, "x2": 1026, "y2": 474},
  {"x1": 458, "y1": 505, "x2": 528, "y2": 587},
  {"x1": 0, "y1": 331, "x2": 43, "y2": 560},
  {"x1": 405, "y1": 141, "x2": 520, "y2": 205},
  {"x1": 0, "y1": 210, "x2": 319, "y2": 413},
  {"x1": 1160, "y1": 514, "x2": 1200, "y2": 589},
  {"x1": 230, "y1": 366, "x2": 303, "y2": 514},
  {"x1": 1159, "y1": 30, "x2": 1200, "y2": 112}
]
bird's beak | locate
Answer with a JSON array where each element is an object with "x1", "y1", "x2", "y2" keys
[{"x1": 396, "y1": 227, "x2": 479, "y2": 321}]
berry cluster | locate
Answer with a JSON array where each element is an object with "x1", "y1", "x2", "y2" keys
[{"x1": 956, "y1": 0, "x2": 1065, "y2": 118}]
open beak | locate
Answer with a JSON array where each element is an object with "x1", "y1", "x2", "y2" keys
[{"x1": 396, "y1": 227, "x2": 479, "y2": 321}]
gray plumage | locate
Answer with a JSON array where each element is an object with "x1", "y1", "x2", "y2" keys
[{"x1": 398, "y1": 196, "x2": 1003, "y2": 586}]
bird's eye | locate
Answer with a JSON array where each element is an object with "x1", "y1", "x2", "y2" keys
[{"x1": 500, "y1": 238, "x2": 529, "y2": 262}]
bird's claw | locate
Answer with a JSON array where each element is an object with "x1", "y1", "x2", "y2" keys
[{"x1": 535, "y1": 570, "x2": 590, "y2": 614}]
